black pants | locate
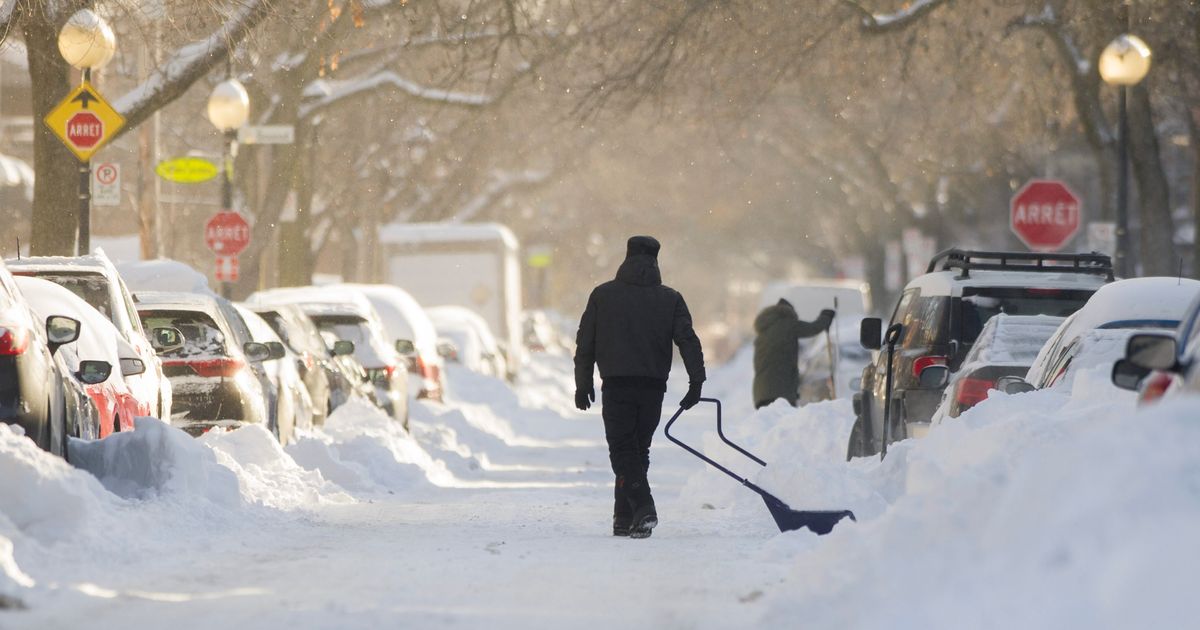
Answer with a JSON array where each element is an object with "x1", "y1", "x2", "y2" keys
[{"x1": 602, "y1": 386, "x2": 665, "y2": 517}]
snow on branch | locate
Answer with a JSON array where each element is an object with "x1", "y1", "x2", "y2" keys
[
  {"x1": 842, "y1": 0, "x2": 951, "y2": 32},
  {"x1": 300, "y1": 71, "x2": 492, "y2": 120},
  {"x1": 113, "y1": 1, "x2": 272, "y2": 130},
  {"x1": 450, "y1": 169, "x2": 550, "y2": 223},
  {"x1": 1006, "y1": 4, "x2": 1090, "y2": 77}
]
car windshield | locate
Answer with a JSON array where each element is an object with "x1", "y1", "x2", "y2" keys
[
  {"x1": 140, "y1": 310, "x2": 227, "y2": 359},
  {"x1": 23, "y1": 271, "x2": 112, "y2": 320},
  {"x1": 961, "y1": 287, "x2": 1094, "y2": 345}
]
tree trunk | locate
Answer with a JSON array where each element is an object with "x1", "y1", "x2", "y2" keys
[
  {"x1": 1127, "y1": 84, "x2": 1176, "y2": 276},
  {"x1": 24, "y1": 9, "x2": 80, "y2": 256}
]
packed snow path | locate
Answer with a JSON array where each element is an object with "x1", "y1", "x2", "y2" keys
[{"x1": 4, "y1": 358, "x2": 796, "y2": 629}]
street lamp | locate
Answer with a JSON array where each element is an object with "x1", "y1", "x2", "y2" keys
[
  {"x1": 58, "y1": 9, "x2": 117, "y2": 256},
  {"x1": 206, "y1": 78, "x2": 249, "y2": 297},
  {"x1": 1100, "y1": 34, "x2": 1152, "y2": 278}
]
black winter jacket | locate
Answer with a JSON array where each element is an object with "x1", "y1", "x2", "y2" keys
[
  {"x1": 574, "y1": 252, "x2": 705, "y2": 393},
  {"x1": 752, "y1": 302, "x2": 833, "y2": 406}
]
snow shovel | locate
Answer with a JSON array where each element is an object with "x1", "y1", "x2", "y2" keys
[{"x1": 664, "y1": 397, "x2": 856, "y2": 535}]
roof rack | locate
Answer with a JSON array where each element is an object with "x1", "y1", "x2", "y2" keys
[{"x1": 925, "y1": 249, "x2": 1115, "y2": 281}]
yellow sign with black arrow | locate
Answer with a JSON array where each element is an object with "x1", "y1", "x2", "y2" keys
[{"x1": 44, "y1": 81, "x2": 125, "y2": 162}]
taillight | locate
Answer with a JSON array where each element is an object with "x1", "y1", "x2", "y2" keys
[
  {"x1": 163, "y1": 357, "x2": 246, "y2": 378},
  {"x1": 367, "y1": 365, "x2": 396, "y2": 384},
  {"x1": 302, "y1": 352, "x2": 315, "y2": 371},
  {"x1": 1138, "y1": 371, "x2": 1174, "y2": 405},
  {"x1": 912, "y1": 355, "x2": 948, "y2": 378},
  {"x1": 954, "y1": 377, "x2": 996, "y2": 409},
  {"x1": 0, "y1": 326, "x2": 30, "y2": 355},
  {"x1": 413, "y1": 354, "x2": 427, "y2": 376}
]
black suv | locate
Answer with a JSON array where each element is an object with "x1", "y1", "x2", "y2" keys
[{"x1": 848, "y1": 250, "x2": 1114, "y2": 458}]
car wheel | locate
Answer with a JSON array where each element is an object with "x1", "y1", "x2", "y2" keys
[{"x1": 846, "y1": 413, "x2": 874, "y2": 460}]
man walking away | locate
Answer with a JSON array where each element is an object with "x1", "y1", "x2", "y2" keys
[
  {"x1": 752, "y1": 299, "x2": 834, "y2": 409},
  {"x1": 574, "y1": 235, "x2": 706, "y2": 539}
]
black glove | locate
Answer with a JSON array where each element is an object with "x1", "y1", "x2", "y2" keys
[
  {"x1": 575, "y1": 388, "x2": 595, "y2": 411},
  {"x1": 680, "y1": 381, "x2": 703, "y2": 410},
  {"x1": 819, "y1": 309, "x2": 836, "y2": 330}
]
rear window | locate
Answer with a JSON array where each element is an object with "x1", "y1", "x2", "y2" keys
[
  {"x1": 140, "y1": 310, "x2": 226, "y2": 358},
  {"x1": 311, "y1": 314, "x2": 388, "y2": 364},
  {"x1": 22, "y1": 271, "x2": 112, "y2": 319},
  {"x1": 960, "y1": 287, "x2": 1094, "y2": 344},
  {"x1": 258, "y1": 310, "x2": 322, "y2": 356},
  {"x1": 900, "y1": 296, "x2": 950, "y2": 346}
]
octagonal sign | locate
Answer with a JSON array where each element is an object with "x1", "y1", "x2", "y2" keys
[{"x1": 1010, "y1": 179, "x2": 1082, "y2": 253}]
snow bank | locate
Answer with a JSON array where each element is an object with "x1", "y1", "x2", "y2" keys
[
  {"x1": 287, "y1": 399, "x2": 450, "y2": 491},
  {"x1": 201, "y1": 424, "x2": 350, "y2": 509},
  {"x1": 69, "y1": 417, "x2": 242, "y2": 505},
  {"x1": 687, "y1": 357, "x2": 1198, "y2": 628}
]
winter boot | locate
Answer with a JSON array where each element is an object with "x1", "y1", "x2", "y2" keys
[
  {"x1": 613, "y1": 476, "x2": 632, "y2": 536},
  {"x1": 626, "y1": 477, "x2": 657, "y2": 539}
]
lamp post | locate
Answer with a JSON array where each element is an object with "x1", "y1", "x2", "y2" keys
[
  {"x1": 57, "y1": 9, "x2": 117, "y2": 256},
  {"x1": 206, "y1": 78, "x2": 250, "y2": 298},
  {"x1": 1100, "y1": 34, "x2": 1152, "y2": 278}
]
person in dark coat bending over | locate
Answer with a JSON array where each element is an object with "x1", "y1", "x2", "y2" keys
[
  {"x1": 574, "y1": 236, "x2": 706, "y2": 539},
  {"x1": 752, "y1": 299, "x2": 834, "y2": 409}
]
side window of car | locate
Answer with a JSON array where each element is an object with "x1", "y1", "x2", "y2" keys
[
  {"x1": 118, "y1": 279, "x2": 144, "y2": 335},
  {"x1": 890, "y1": 290, "x2": 917, "y2": 327},
  {"x1": 901, "y1": 297, "x2": 947, "y2": 348},
  {"x1": 1044, "y1": 338, "x2": 1080, "y2": 388}
]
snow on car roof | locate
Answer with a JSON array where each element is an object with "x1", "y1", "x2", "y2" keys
[
  {"x1": 248, "y1": 286, "x2": 375, "y2": 317},
  {"x1": 1054, "y1": 277, "x2": 1200, "y2": 340},
  {"x1": 134, "y1": 290, "x2": 221, "y2": 314},
  {"x1": 118, "y1": 259, "x2": 212, "y2": 295},
  {"x1": 378, "y1": 222, "x2": 518, "y2": 250},
  {"x1": 962, "y1": 314, "x2": 1065, "y2": 367},
  {"x1": 905, "y1": 269, "x2": 1110, "y2": 296},
  {"x1": 5, "y1": 250, "x2": 118, "y2": 274}
]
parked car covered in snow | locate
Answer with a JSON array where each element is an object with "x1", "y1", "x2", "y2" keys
[
  {"x1": 246, "y1": 303, "x2": 346, "y2": 421},
  {"x1": 8, "y1": 252, "x2": 173, "y2": 419},
  {"x1": 0, "y1": 265, "x2": 86, "y2": 456},
  {"x1": 926, "y1": 314, "x2": 1064, "y2": 423},
  {"x1": 339, "y1": 283, "x2": 444, "y2": 401},
  {"x1": 236, "y1": 305, "x2": 314, "y2": 444},
  {"x1": 1112, "y1": 291, "x2": 1200, "y2": 403},
  {"x1": 250, "y1": 287, "x2": 409, "y2": 428},
  {"x1": 135, "y1": 292, "x2": 273, "y2": 436},
  {"x1": 1006, "y1": 277, "x2": 1200, "y2": 395},
  {"x1": 15, "y1": 276, "x2": 147, "y2": 440},
  {"x1": 850, "y1": 249, "x2": 1112, "y2": 458},
  {"x1": 427, "y1": 305, "x2": 506, "y2": 379}
]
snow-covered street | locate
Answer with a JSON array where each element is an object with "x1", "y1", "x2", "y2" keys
[{"x1": 4, "y1": 352, "x2": 1200, "y2": 629}]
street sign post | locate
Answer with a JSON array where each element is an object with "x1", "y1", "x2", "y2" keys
[
  {"x1": 205, "y1": 210, "x2": 251, "y2": 256},
  {"x1": 156, "y1": 157, "x2": 219, "y2": 183},
  {"x1": 44, "y1": 81, "x2": 125, "y2": 161},
  {"x1": 238, "y1": 125, "x2": 295, "y2": 145},
  {"x1": 1010, "y1": 179, "x2": 1082, "y2": 253},
  {"x1": 206, "y1": 211, "x2": 250, "y2": 291},
  {"x1": 91, "y1": 162, "x2": 120, "y2": 206}
]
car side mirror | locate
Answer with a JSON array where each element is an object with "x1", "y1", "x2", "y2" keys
[
  {"x1": 45, "y1": 315, "x2": 80, "y2": 354},
  {"x1": 395, "y1": 339, "x2": 416, "y2": 356},
  {"x1": 918, "y1": 364, "x2": 950, "y2": 389},
  {"x1": 243, "y1": 342, "x2": 272, "y2": 362},
  {"x1": 860, "y1": 318, "x2": 882, "y2": 351},
  {"x1": 265, "y1": 341, "x2": 287, "y2": 360},
  {"x1": 119, "y1": 357, "x2": 146, "y2": 377},
  {"x1": 437, "y1": 340, "x2": 459, "y2": 361},
  {"x1": 1125, "y1": 333, "x2": 1177, "y2": 371},
  {"x1": 997, "y1": 375, "x2": 1035, "y2": 395},
  {"x1": 331, "y1": 340, "x2": 355, "y2": 356},
  {"x1": 76, "y1": 360, "x2": 112, "y2": 385},
  {"x1": 151, "y1": 326, "x2": 185, "y2": 354},
  {"x1": 1111, "y1": 359, "x2": 1151, "y2": 391}
]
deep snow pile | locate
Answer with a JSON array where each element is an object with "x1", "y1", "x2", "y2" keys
[{"x1": 689, "y1": 356, "x2": 1200, "y2": 628}]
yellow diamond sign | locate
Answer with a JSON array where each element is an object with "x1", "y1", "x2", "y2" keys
[{"x1": 44, "y1": 81, "x2": 125, "y2": 162}]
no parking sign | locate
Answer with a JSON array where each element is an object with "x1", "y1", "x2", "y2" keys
[{"x1": 92, "y1": 162, "x2": 120, "y2": 206}]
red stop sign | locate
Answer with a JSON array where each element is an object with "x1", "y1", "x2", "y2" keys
[
  {"x1": 205, "y1": 211, "x2": 251, "y2": 256},
  {"x1": 1010, "y1": 179, "x2": 1082, "y2": 252},
  {"x1": 66, "y1": 112, "x2": 104, "y2": 149}
]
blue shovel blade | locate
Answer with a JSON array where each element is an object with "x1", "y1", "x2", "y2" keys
[{"x1": 762, "y1": 494, "x2": 856, "y2": 535}]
